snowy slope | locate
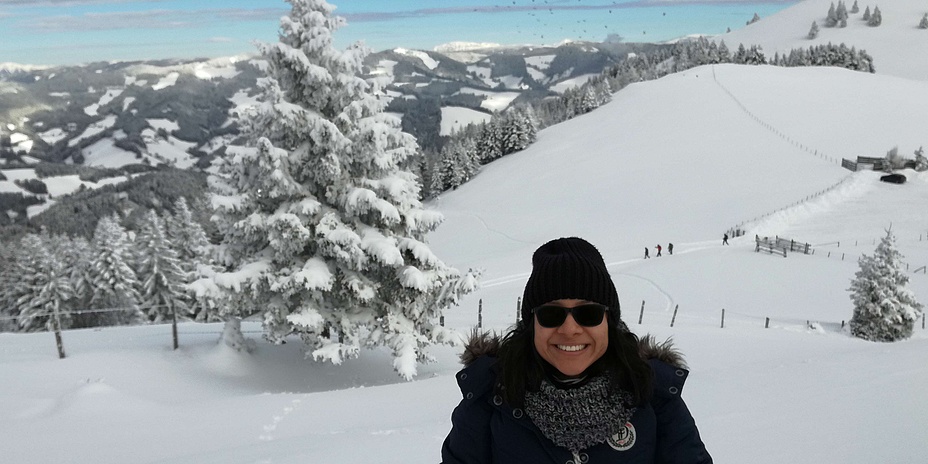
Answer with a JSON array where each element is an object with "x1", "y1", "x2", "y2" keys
[
  {"x1": 720, "y1": 0, "x2": 928, "y2": 81},
  {"x1": 2, "y1": 63, "x2": 927, "y2": 464}
]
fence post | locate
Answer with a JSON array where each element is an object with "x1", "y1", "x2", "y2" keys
[
  {"x1": 51, "y1": 301, "x2": 66, "y2": 359},
  {"x1": 842, "y1": 253, "x2": 845, "y2": 261},
  {"x1": 638, "y1": 301, "x2": 645, "y2": 324},
  {"x1": 478, "y1": 299, "x2": 483, "y2": 329},
  {"x1": 440, "y1": 315, "x2": 444, "y2": 327},
  {"x1": 171, "y1": 302, "x2": 179, "y2": 350},
  {"x1": 720, "y1": 309, "x2": 725, "y2": 329},
  {"x1": 671, "y1": 305, "x2": 678, "y2": 327},
  {"x1": 923, "y1": 314, "x2": 926, "y2": 330},
  {"x1": 765, "y1": 317, "x2": 770, "y2": 329}
]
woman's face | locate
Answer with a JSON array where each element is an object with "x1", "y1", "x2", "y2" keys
[{"x1": 533, "y1": 299, "x2": 609, "y2": 377}]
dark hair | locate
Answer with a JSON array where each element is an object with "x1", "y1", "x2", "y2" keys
[{"x1": 494, "y1": 319, "x2": 653, "y2": 408}]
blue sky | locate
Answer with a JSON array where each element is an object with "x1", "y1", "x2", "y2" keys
[{"x1": 0, "y1": 0, "x2": 796, "y2": 66}]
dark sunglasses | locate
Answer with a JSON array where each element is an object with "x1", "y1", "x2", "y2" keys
[{"x1": 532, "y1": 303, "x2": 609, "y2": 328}]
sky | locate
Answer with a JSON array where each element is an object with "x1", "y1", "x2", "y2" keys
[
  {"x1": 0, "y1": 0, "x2": 797, "y2": 66},
  {"x1": 3, "y1": 59, "x2": 928, "y2": 462}
]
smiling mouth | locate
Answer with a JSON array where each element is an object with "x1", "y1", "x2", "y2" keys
[{"x1": 556, "y1": 344, "x2": 587, "y2": 352}]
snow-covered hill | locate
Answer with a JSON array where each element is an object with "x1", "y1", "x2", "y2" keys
[
  {"x1": 720, "y1": 0, "x2": 928, "y2": 80},
  {"x1": 2, "y1": 62, "x2": 927, "y2": 463}
]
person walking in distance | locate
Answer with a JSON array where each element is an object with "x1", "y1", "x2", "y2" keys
[
  {"x1": 722, "y1": 234, "x2": 729, "y2": 245},
  {"x1": 644, "y1": 247, "x2": 650, "y2": 259},
  {"x1": 668, "y1": 243, "x2": 674, "y2": 255},
  {"x1": 655, "y1": 244, "x2": 662, "y2": 257}
]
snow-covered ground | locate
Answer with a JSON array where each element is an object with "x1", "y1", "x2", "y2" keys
[
  {"x1": 439, "y1": 106, "x2": 492, "y2": 136},
  {"x1": 3, "y1": 62, "x2": 927, "y2": 463}
]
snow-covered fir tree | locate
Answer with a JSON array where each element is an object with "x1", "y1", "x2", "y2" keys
[
  {"x1": 733, "y1": 44, "x2": 767, "y2": 65},
  {"x1": 499, "y1": 105, "x2": 538, "y2": 155},
  {"x1": 883, "y1": 146, "x2": 904, "y2": 171},
  {"x1": 718, "y1": 41, "x2": 732, "y2": 62},
  {"x1": 848, "y1": 229, "x2": 923, "y2": 342},
  {"x1": 868, "y1": 6, "x2": 882, "y2": 26},
  {"x1": 166, "y1": 197, "x2": 211, "y2": 272},
  {"x1": 747, "y1": 13, "x2": 761, "y2": 25},
  {"x1": 47, "y1": 234, "x2": 94, "y2": 328},
  {"x1": 0, "y1": 239, "x2": 24, "y2": 331},
  {"x1": 808, "y1": 21, "x2": 820, "y2": 39},
  {"x1": 165, "y1": 197, "x2": 218, "y2": 319},
  {"x1": 914, "y1": 146, "x2": 927, "y2": 171},
  {"x1": 135, "y1": 210, "x2": 189, "y2": 323},
  {"x1": 207, "y1": 0, "x2": 478, "y2": 379},
  {"x1": 432, "y1": 138, "x2": 479, "y2": 192},
  {"x1": 87, "y1": 215, "x2": 143, "y2": 326},
  {"x1": 837, "y1": 1, "x2": 848, "y2": 26},
  {"x1": 14, "y1": 234, "x2": 73, "y2": 333},
  {"x1": 863, "y1": 6, "x2": 872, "y2": 21},
  {"x1": 475, "y1": 119, "x2": 504, "y2": 163},
  {"x1": 826, "y1": 3, "x2": 839, "y2": 27},
  {"x1": 850, "y1": 0, "x2": 859, "y2": 13},
  {"x1": 919, "y1": 13, "x2": 928, "y2": 29}
]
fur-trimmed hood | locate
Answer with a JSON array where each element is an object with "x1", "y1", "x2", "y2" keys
[{"x1": 460, "y1": 330, "x2": 688, "y2": 370}]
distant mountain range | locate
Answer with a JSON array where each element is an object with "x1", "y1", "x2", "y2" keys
[
  {"x1": 2, "y1": 0, "x2": 924, "y2": 240},
  {"x1": 0, "y1": 40, "x2": 668, "y2": 238}
]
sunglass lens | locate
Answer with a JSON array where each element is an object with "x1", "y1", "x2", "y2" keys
[
  {"x1": 535, "y1": 306, "x2": 567, "y2": 328},
  {"x1": 573, "y1": 304, "x2": 606, "y2": 326}
]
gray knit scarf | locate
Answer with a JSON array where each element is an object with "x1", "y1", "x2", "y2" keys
[{"x1": 524, "y1": 375, "x2": 636, "y2": 454}]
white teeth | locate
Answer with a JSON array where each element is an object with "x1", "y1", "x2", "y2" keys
[{"x1": 557, "y1": 345, "x2": 585, "y2": 352}]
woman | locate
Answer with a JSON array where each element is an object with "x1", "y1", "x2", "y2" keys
[{"x1": 442, "y1": 237, "x2": 712, "y2": 464}]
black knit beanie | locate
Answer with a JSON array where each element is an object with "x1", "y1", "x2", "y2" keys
[{"x1": 521, "y1": 237, "x2": 621, "y2": 326}]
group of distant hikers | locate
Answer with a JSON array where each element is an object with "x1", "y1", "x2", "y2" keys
[
  {"x1": 643, "y1": 234, "x2": 729, "y2": 259},
  {"x1": 643, "y1": 243, "x2": 672, "y2": 258}
]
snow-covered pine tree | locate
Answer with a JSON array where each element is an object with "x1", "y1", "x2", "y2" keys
[
  {"x1": 431, "y1": 138, "x2": 478, "y2": 192},
  {"x1": 863, "y1": 6, "x2": 871, "y2": 21},
  {"x1": 808, "y1": 21, "x2": 820, "y2": 39},
  {"x1": 919, "y1": 13, "x2": 928, "y2": 29},
  {"x1": 87, "y1": 215, "x2": 143, "y2": 326},
  {"x1": 734, "y1": 45, "x2": 767, "y2": 65},
  {"x1": 46, "y1": 234, "x2": 93, "y2": 327},
  {"x1": 475, "y1": 119, "x2": 504, "y2": 163},
  {"x1": 166, "y1": 197, "x2": 211, "y2": 272},
  {"x1": 868, "y1": 6, "x2": 882, "y2": 26},
  {"x1": 914, "y1": 146, "x2": 927, "y2": 171},
  {"x1": 165, "y1": 197, "x2": 219, "y2": 319},
  {"x1": 718, "y1": 41, "x2": 732, "y2": 62},
  {"x1": 849, "y1": 228, "x2": 923, "y2": 341},
  {"x1": 826, "y1": 3, "x2": 839, "y2": 27},
  {"x1": 747, "y1": 13, "x2": 761, "y2": 25},
  {"x1": 884, "y1": 146, "x2": 903, "y2": 171},
  {"x1": 500, "y1": 105, "x2": 538, "y2": 155},
  {"x1": 14, "y1": 234, "x2": 74, "y2": 333},
  {"x1": 135, "y1": 209, "x2": 189, "y2": 323},
  {"x1": 0, "y1": 240, "x2": 20, "y2": 331},
  {"x1": 208, "y1": 0, "x2": 478, "y2": 379},
  {"x1": 851, "y1": 0, "x2": 860, "y2": 13},
  {"x1": 837, "y1": 1, "x2": 849, "y2": 26}
]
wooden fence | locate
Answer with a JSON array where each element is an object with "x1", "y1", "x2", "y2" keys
[
  {"x1": 755, "y1": 235, "x2": 813, "y2": 257},
  {"x1": 842, "y1": 156, "x2": 918, "y2": 172},
  {"x1": 755, "y1": 238, "x2": 786, "y2": 257}
]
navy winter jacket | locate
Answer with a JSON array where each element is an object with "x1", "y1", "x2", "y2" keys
[{"x1": 441, "y1": 338, "x2": 712, "y2": 464}]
